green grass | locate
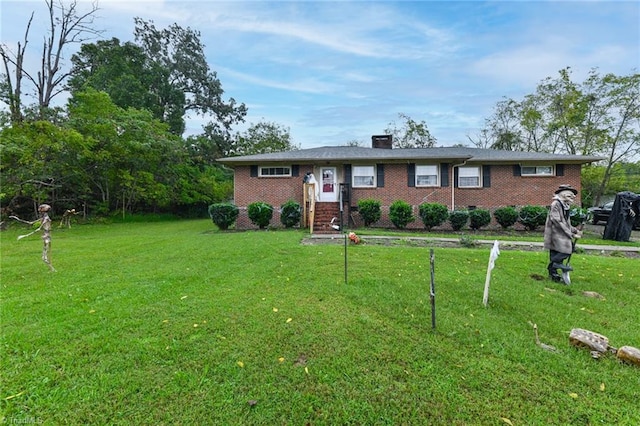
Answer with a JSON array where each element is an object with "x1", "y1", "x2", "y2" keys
[{"x1": 1, "y1": 220, "x2": 639, "y2": 425}]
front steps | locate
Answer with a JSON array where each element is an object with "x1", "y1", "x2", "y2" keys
[{"x1": 311, "y1": 202, "x2": 341, "y2": 234}]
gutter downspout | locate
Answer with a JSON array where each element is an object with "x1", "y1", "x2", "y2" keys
[{"x1": 451, "y1": 161, "x2": 467, "y2": 211}]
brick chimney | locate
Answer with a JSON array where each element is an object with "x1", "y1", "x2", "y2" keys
[{"x1": 372, "y1": 135, "x2": 393, "y2": 149}]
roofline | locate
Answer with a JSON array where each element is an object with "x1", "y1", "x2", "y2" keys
[
  {"x1": 217, "y1": 155, "x2": 474, "y2": 166},
  {"x1": 217, "y1": 146, "x2": 604, "y2": 167}
]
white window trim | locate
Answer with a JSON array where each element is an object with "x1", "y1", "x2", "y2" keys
[
  {"x1": 352, "y1": 165, "x2": 376, "y2": 188},
  {"x1": 416, "y1": 164, "x2": 439, "y2": 187},
  {"x1": 458, "y1": 166, "x2": 481, "y2": 188},
  {"x1": 521, "y1": 164, "x2": 554, "y2": 176},
  {"x1": 259, "y1": 165, "x2": 292, "y2": 177}
]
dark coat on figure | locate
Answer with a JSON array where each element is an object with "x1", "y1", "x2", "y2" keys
[{"x1": 603, "y1": 191, "x2": 640, "y2": 242}]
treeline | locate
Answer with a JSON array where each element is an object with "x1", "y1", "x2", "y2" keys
[
  {"x1": 1, "y1": 4, "x2": 296, "y2": 219},
  {"x1": 2, "y1": 2, "x2": 638, "y2": 220},
  {"x1": 470, "y1": 68, "x2": 640, "y2": 206}
]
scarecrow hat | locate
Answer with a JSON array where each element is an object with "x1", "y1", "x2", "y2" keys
[{"x1": 554, "y1": 184, "x2": 578, "y2": 195}]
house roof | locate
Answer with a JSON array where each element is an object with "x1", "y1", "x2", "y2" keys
[{"x1": 217, "y1": 146, "x2": 603, "y2": 166}]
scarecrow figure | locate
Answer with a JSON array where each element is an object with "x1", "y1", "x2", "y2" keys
[
  {"x1": 59, "y1": 208, "x2": 78, "y2": 228},
  {"x1": 602, "y1": 191, "x2": 640, "y2": 242},
  {"x1": 10, "y1": 204, "x2": 56, "y2": 272},
  {"x1": 543, "y1": 185, "x2": 581, "y2": 283}
]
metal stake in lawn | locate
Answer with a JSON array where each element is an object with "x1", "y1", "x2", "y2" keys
[
  {"x1": 429, "y1": 249, "x2": 436, "y2": 330},
  {"x1": 344, "y1": 232, "x2": 348, "y2": 284}
]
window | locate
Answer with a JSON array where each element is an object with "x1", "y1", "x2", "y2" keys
[
  {"x1": 259, "y1": 166, "x2": 291, "y2": 177},
  {"x1": 353, "y1": 165, "x2": 375, "y2": 187},
  {"x1": 521, "y1": 165, "x2": 554, "y2": 176},
  {"x1": 416, "y1": 165, "x2": 439, "y2": 187},
  {"x1": 458, "y1": 166, "x2": 481, "y2": 188}
]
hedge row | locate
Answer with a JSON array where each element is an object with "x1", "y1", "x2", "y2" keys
[
  {"x1": 209, "y1": 199, "x2": 589, "y2": 232},
  {"x1": 357, "y1": 199, "x2": 589, "y2": 231},
  {"x1": 208, "y1": 200, "x2": 302, "y2": 230}
]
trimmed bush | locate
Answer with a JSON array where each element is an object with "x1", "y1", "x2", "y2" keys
[
  {"x1": 449, "y1": 210, "x2": 469, "y2": 231},
  {"x1": 493, "y1": 206, "x2": 519, "y2": 229},
  {"x1": 469, "y1": 209, "x2": 491, "y2": 230},
  {"x1": 357, "y1": 198, "x2": 382, "y2": 227},
  {"x1": 389, "y1": 200, "x2": 415, "y2": 229},
  {"x1": 280, "y1": 200, "x2": 302, "y2": 228},
  {"x1": 418, "y1": 203, "x2": 449, "y2": 230},
  {"x1": 247, "y1": 202, "x2": 274, "y2": 229},
  {"x1": 208, "y1": 203, "x2": 239, "y2": 230},
  {"x1": 569, "y1": 207, "x2": 590, "y2": 227},
  {"x1": 518, "y1": 205, "x2": 548, "y2": 231}
]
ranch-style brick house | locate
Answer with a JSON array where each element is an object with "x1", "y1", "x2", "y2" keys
[{"x1": 218, "y1": 135, "x2": 602, "y2": 232}]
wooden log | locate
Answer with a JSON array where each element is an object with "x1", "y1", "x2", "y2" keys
[
  {"x1": 569, "y1": 328, "x2": 613, "y2": 354},
  {"x1": 616, "y1": 346, "x2": 640, "y2": 367}
]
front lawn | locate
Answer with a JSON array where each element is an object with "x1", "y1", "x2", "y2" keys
[{"x1": 1, "y1": 220, "x2": 638, "y2": 424}]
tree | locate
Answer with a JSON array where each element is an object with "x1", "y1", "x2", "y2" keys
[
  {"x1": 68, "y1": 19, "x2": 247, "y2": 136},
  {"x1": 233, "y1": 121, "x2": 299, "y2": 156},
  {"x1": 0, "y1": 0, "x2": 101, "y2": 123},
  {"x1": 384, "y1": 113, "x2": 437, "y2": 148},
  {"x1": 68, "y1": 38, "x2": 160, "y2": 115},
  {"x1": 65, "y1": 88, "x2": 189, "y2": 213},
  {"x1": 470, "y1": 68, "x2": 640, "y2": 204},
  {"x1": 133, "y1": 18, "x2": 247, "y2": 135},
  {"x1": 0, "y1": 119, "x2": 88, "y2": 214},
  {"x1": 581, "y1": 162, "x2": 640, "y2": 207},
  {"x1": 587, "y1": 73, "x2": 640, "y2": 204}
]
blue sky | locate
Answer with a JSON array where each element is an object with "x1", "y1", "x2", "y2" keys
[{"x1": 1, "y1": 1, "x2": 638, "y2": 148}]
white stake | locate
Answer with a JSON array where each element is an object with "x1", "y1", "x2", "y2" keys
[{"x1": 483, "y1": 240, "x2": 500, "y2": 307}]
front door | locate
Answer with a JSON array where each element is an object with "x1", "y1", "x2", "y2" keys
[{"x1": 319, "y1": 167, "x2": 337, "y2": 202}]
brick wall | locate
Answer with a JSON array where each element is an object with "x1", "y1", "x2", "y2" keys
[
  {"x1": 231, "y1": 163, "x2": 582, "y2": 229},
  {"x1": 234, "y1": 165, "x2": 314, "y2": 229}
]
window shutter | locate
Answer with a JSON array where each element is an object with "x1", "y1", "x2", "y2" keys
[
  {"x1": 407, "y1": 163, "x2": 416, "y2": 187},
  {"x1": 344, "y1": 164, "x2": 352, "y2": 184},
  {"x1": 376, "y1": 164, "x2": 385, "y2": 187},
  {"x1": 292, "y1": 165, "x2": 299, "y2": 177},
  {"x1": 482, "y1": 165, "x2": 491, "y2": 188},
  {"x1": 440, "y1": 163, "x2": 449, "y2": 187},
  {"x1": 513, "y1": 164, "x2": 521, "y2": 176},
  {"x1": 556, "y1": 164, "x2": 564, "y2": 176},
  {"x1": 250, "y1": 165, "x2": 258, "y2": 177},
  {"x1": 454, "y1": 167, "x2": 459, "y2": 188}
]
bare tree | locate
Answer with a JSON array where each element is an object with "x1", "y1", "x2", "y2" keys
[
  {"x1": 0, "y1": 0, "x2": 102, "y2": 122},
  {"x1": 0, "y1": 14, "x2": 32, "y2": 123}
]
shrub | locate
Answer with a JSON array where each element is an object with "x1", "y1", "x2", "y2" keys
[
  {"x1": 247, "y1": 202, "x2": 274, "y2": 229},
  {"x1": 389, "y1": 200, "x2": 415, "y2": 229},
  {"x1": 518, "y1": 205, "x2": 548, "y2": 231},
  {"x1": 493, "y1": 207, "x2": 519, "y2": 229},
  {"x1": 357, "y1": 198, "x2": 382, "y2": 227},
  {"x1": 469, "y1": 209, "x2": 491, "y2": 230},
  {"x1": 418, "y1": 203, "x2": 449, "y2": 230},
  {"x1": 569, "y1": 207, "x2": 590, "y2": 227},
  {"x1": 208, "y1": 203, "x2": 239, "y2": 230},
  {"x1": 459, "y1": 234, "x2": 478, "y2": 248},
  {"x1": 280, "y1": 200, "x2": 302, "y2": 228},
  {"x1": 449, "y1": 210, "x2": 469, "y2": 231}
]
